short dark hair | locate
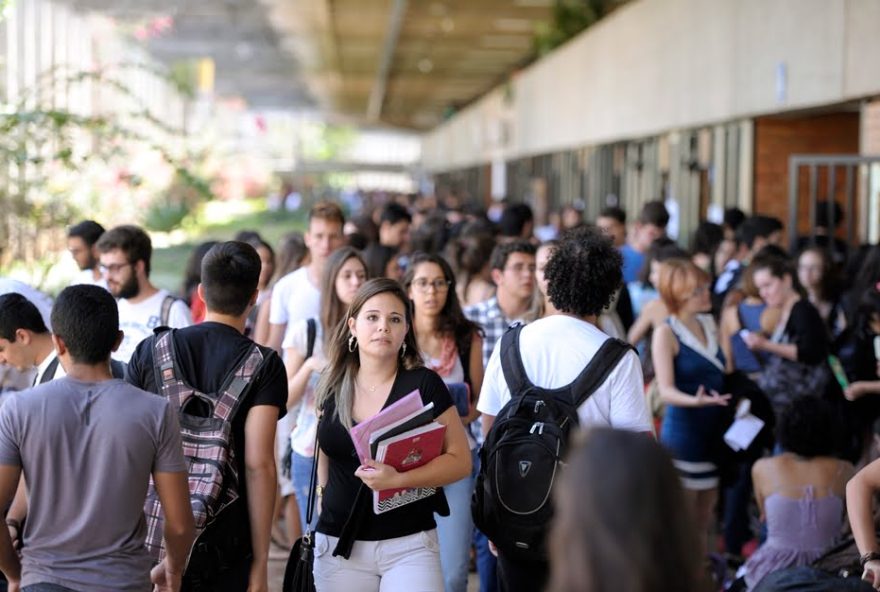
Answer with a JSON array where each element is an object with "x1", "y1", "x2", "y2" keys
[
  {"x1": 409, "y1": 212, "x2": 450, "y2": 255},
  {"x1": 200, "y1": 241, "x2": 261, "y2": 316},
  {"x1": 234, "y1": 230, "x2": 263, "y2": 243},
  {"x1": 0, "y1": 293, "x2": 48, "y2": 340},
  {"x1": 51, "y1": 285, "x2": 119, "y2": 364},
  {"x1": 498, "y1": 203, "x2": 534, "y2": 238},
  {"x1": 751, "y1": 253, "x2": 795, "y2": 281},
  {"x1": 545, "y1": 226, "x2": 622, "y2": 317},
  {"x1": 814, "y1": 201, "x2": 844, "y2": 229},
  {"x1": 598, "y1": 206, "x2": 626, "y2": 225},
  {"x1": 67, "y1": 220, "x2": 106, "y2": 247},
  {"x1": 96, "y1": 225, "x2": 153, "y2": 275},
  {"x1": 691, "y1": 222, "x2": 724, "y2": 256},
  {"x1": 379, "y1": 202, "x2": 412, "y2": 226},
  {"x1": 723, "y1": 207, "x2": 746, "y2": 231},
  {"x1": 736, "y1": 215, "x2": 783, "y2": 249},
  {"x1": 638, "y1": 238, "x2": 688, "y2": 286},
  {"x1": 777, "y1": 397, "x2": 839, "y2": 457},
  {"x1": 638, "y1": 200, "x2": 670, "y2": 228},
  {"x1": 489, "y1": 239, "x2": 536, "y2": 272},
  {"x1": 362, "y1": 244, "x2": 400, "y2": 279}
]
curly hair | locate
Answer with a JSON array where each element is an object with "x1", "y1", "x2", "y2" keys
[{"x1": 544, "y1": 226, "x2": 622, "y2": 317}]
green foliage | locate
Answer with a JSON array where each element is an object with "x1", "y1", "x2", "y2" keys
[
  {"x1": 300, "y1": 122, "x2": 357, "y2": 161},
  {"x1": 168, "y1": 60, "x2": 198, "y2": 100},
  {"x1": 144, "y1": 202, "x2": 191, "y2": 232},
  {"x1": 534, "y1": 0, "x2": 622, "y2": 56},
  {"x1": 0, "y1": 64, "x2": 213, "y2": 271},
  {"x1": 143, "y1": 168, "x2": 213, "y2": 232},
  {"x1": 150, "y1": 202, "x2": 308, "y2": 292}
]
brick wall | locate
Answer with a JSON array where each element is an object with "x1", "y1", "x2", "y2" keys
[{"x1": 753, "y1": 112, "x2": 860, "y2": 242}]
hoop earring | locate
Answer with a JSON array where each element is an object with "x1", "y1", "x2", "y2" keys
[
  {"x1": 348, "y1": 335, "x2": 357, "y2": 353},
  {"x1": 400, "y1": 342, "x2": 407, "y2": 358}
]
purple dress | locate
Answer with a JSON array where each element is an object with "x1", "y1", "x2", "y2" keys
[{"x1": 744, "y1": 486, "x2": 844, "y2": 589}]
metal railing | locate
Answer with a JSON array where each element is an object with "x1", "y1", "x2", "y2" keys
[{"x1": 788, "y1": 155, "x2": 880, "y2": 249}]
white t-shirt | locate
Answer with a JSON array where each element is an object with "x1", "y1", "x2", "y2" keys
[
  {"x1": 115, "y1": 290, "x2": 192, "y2": 362},
  {"x1": 269, "y1": 267, "x2": 321, "y2": 348},
  {"x1": 283, "y1": 318, "x2": 325, "y2": 457},
  {"x1": 477, "y1": 315, "x2": 652, "y2": 433},
  {"x1": 71, "y1": 269, "x2": 108, "y2": 291}
]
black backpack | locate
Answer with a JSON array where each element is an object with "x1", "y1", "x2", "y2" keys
[{"x1": 471, "y1": 323, "x2": 632, "y2": 560}]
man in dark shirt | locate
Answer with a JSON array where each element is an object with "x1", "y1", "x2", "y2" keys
[{"x1": 127, "y1": 241, "x2": 287, "y2": 592}]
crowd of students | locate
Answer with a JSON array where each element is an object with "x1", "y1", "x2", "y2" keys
[{"x1": 0, "y1": 193, "x2": 879, "y2": 592}]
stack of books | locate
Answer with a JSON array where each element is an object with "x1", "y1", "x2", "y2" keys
[{"x1": 350, "y1": 390, "x2": 446, "y2": 514}]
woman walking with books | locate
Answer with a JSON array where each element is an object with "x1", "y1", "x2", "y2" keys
[
  {"x1": 313, "y1": 278, "x2": 472, "y2": 591},
  {"x1": 405, "y1": 252, "x2": 484, "y2": 592}
]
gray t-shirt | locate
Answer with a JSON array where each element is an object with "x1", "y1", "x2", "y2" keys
[{"x1": 0, "y1": 377, "x2": 186, "y2": 591}]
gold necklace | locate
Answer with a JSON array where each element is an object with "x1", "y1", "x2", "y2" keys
[{"x1": 358, "y1": 373, "x2": 395, "y2": 394}]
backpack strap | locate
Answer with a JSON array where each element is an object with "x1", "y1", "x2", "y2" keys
[
  {"x1": 566, "y1": 338, "x2": 633, "y2": 408},
  {"x1": 306, "y1": 318, "x2": 317, "y2": 359},
  {"x1": 110, "y1": 359, "x2": 127, "y2": 380},
  {"x1": 151, "y1": 329, "x2": 189, "y2": 409},
  {"x1": 160, "y1": 294, "x2": 177, "y2": 327},
  {"x1": 39, "y1": 356, "x2": 60, "y2": 384},
  {"x1": 212, "y1": 344, "x2": 267, "y2": 423},
  {"x1": 499, "y1": 323, "x2": 532, "y2": 396},
  {"x1": 459, "y1": 332, "x2": 473, "y2": 392}
]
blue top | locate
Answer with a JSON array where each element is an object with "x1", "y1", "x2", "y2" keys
[
  {"x1": 660, "y1": 316, "x2": 727, "y2": 463},
  {"x1": 731, "y1": 301, "x2": 767, "y2": 374},
  {"x1": 620, "y1": 244, "x2": 645, "y2": 284}
]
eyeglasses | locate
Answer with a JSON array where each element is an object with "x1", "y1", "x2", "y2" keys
[
  {"x1": 99, "y1": 262, "x2": 132, "y2": 275},
  {"x1": 411, "y1": 278, "x2": 451, "y2": 293}
]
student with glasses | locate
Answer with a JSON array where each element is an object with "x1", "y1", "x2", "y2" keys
[
  {"x1": 405, "y1": 253, "x2": 484, "y2": 592},
  {"x1": 96, "y1": 225, "x2": 192, "y2": 363},
  {"x1": 463, "y1": 239, "x2": 536, "y2": 592}
]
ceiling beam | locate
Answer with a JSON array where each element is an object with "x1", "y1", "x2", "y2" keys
[{"x1": 366, "y1": 0, "x2": 406, "y2": 122}]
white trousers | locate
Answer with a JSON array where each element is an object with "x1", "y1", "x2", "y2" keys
[{"x1": 313, "y1": 529, "x2": 443, "y2": 592}]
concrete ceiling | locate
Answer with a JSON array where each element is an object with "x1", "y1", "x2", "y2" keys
[{"x1": 61, "y1": 0, "x2": 556, "y2": 130}]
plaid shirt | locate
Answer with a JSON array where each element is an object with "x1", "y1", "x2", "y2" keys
[{"x1": 464, "y1": 296, "x2": 526, "y2": 368}]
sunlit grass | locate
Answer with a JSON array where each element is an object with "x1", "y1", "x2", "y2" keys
[{"x1": 151, "y1": 199, "x2": 307, "y2": 292}]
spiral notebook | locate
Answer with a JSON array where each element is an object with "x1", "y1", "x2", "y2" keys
[{"x1": 372, "y1": 421, "x2": 446, "y2": 514}]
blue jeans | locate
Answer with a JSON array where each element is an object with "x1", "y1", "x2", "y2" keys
[
  {"x1": 474, "y1": 529, "x2": 498, "y2": 592},
  {"x1": 292, "y1": 451, "x2": 318, "y2": 530},
  {"x1": 435, "y1": 450, "x2": 476, "y2": 592},
  {"x1": 23, "y1": 585, "x2": 78, "y2": 592}
]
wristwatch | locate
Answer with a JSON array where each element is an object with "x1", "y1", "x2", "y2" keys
[
  {"x1": 860, "y1": 552, "x2": 880, "y2": 567},
  {"x1": 315, "y1": 485, "x2": 325, "y2": 497}
]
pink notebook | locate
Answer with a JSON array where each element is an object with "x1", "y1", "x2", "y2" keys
[{"x1": 349, "y1": 389, "x2": 424, "y2": 462}]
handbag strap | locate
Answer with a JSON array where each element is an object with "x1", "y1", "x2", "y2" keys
[{"x1": 304, "y1": 410, "x2": 321, "y2": 537}]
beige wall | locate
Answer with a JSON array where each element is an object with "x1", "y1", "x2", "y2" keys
[{"x1": 423, "y1": 0, "x2": 880, "y2": 172}]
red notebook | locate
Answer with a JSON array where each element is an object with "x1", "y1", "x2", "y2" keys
[{"x1": 373, "y1": 421, "x2": 446, "y2": 514}]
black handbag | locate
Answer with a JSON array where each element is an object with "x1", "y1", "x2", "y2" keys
[{"x1": 283, "y1": 416, "x2": 320, "y2": 592}]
